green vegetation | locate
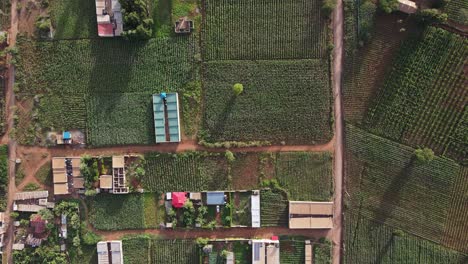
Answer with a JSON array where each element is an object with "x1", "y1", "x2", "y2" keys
[
  {"x1": 280, "y1": 238, "x2": 306, "y2": 263},
  {"x1": 346, "y1": 125, "x2": 462, "y2": 244},
  {"x1": 202, "y1": 60, "x2": 332, "y2": 144},
  {"x1": 16, "y1": 36, "x2": 198, "y2": 146},
  {"x1": 364, "y1": 27, "x2": 467, "y2": 162},
  {"x1": 122, "y1": 236, "x2": 200, "y2": 264},
  {"x1": 345, "y1": 212, "x2": 467, "y2": 263},
  {"x1": 314, "y1": 240, "x2": 332, "y2": 264},
  {"x1": 378, "y1": 0, "x2": 398, "y2": 13},
  {"x1": 204, "y1": 0, "x2": 328, "y2": 60},
  {"x1": 23, "y1": 182, "x2": 40, "y2": 191},
  {"x1": 142, "y1": 152, "x2": 228, "y2": 192},
  {"x1": 49, "y1": 0, "x2": 97, "y2": 39},
  {"x1": 414, "y1": 147, "x2": 435, "y2": 164},
  {"x1": 88, "y1": 193, "x2": 160, "y2": 230},
  {"x1": 0, "y1": 145, "x2": 7, "y2": 210},
  {"x1": 275, "y1": 152, "x2": 333, "y2": 201},
  {"x1": 445, "y1": 0, "x2": 468, "y2": 25},
  {"x1": 120, "y1": 0, "x2": 154, "y2": 40},
  {"x1": 15, "y1": 163, "x2": 25, "y2": 186},
  {"x1": 260, "y1": 189, "x2": 288, "y2": 227},
  {"x1": 36, "y1": 161, "x2": 52, "y2": 186},
  {"x1": 416, "y1": 9, "x2": 448, "y2": 24},
  {"x1": 232, "y1": 83, "x2": 243, "y2": 96}
]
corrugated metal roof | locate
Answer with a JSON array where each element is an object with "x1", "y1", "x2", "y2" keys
[
  {"x1": 153, "y1": 93, "x2": 181, "y2": 143},
  {"x1": 14, "y1": 191, "x2": 49, "y2": 200},
  {"x1": 251, "y1": 192, "x2": 261, "y2": 228},
  {"x1": 206, "y1": 192, "x2": 225, "y2": 205},
  {"x1": 289, "y1": 201, "x2": 333, "y2": 215}
]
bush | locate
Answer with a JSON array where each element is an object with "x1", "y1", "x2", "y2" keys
[
  {"x1": 82, "y1": 231, "x2": 102, "y2": 246},
  {"x1": 120, "y1": 0, "x2": 154, "y2": 40},
  {"x1": 225, "y1": 150, "x2": 235, "y2": 162},
  {"x1": 233, "y1": 83, "x2": 243, "y2": 96},
  {"x1": 414, "y1": 148, "x2": 435, "y2": 163},
  {"x1": 23, "y1": 182, "x2": 40, "y2": 191},
  {"x1": 84, "y1": 189, "x2": 97, "y2": 196},
  {"x1": 378, "y1": 0, "x2": 398, "y2": 13},
  {"x1": 416, "y1": 9, "x2": 448, "y2": 24},
  {"x1": 322, "y1": 0, "x2": 336, "y2": 16}
]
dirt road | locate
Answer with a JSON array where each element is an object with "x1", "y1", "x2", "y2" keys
[
  {"x1": 3, "y1": 0, "x2": 19, "y2": 262},
  {"x1": 331, "y1": 0, "x2": 345, "y2": 263},
  {"x1": 96, "y1": 226, "x2": 332, "y2": 241}
]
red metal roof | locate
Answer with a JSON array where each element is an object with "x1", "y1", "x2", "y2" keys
[
  {"x1": 172, "y1": 192, "x2": 187, "y2": 208},
  {"x1": 98, "y1": 23, "x2": 114, "y2": 37},
  {"x1": 31, "y1": 215, "x2": 46, "y2": 234},
  {"x1": 271, "y1": 236, "x2": 279, "y2": 241}
]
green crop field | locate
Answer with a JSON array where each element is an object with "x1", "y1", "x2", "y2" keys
[
  {"x1": 260, "y1": 189, "x2": 288, "y2": 227},
  {"x1": 364, "y1": 27, "x2": 468, "y2": 162},
  {"x1": 202, "y1": 60, "x2": 332, "y2": 144},
  {"x1": 203, "y1": 0, "x2": 328, "y2": 60},
  {"x1": 345, "y1": 212, "x2": 467, "y2": 263},
  {"x1": 275, "y1": 152, "x2": 333, "y2": 201},
  {"x1": 123, "y1": 236, "x2": 200, "y2": 264},
  {"x1": 0, "y1": 145, "x2": 7, "y2": 211},
  {"x1": 314, "y1": 242, "x2": 332, "y2": 264},
  {"x1": 343, "y1": 10, "x2": 420, "y2": 123},
  {"x1": 49, "y1": 0, "x2": 97, "y2": 39},
  {"x1": 280, "y1": 238, "x2": 306, "y2": 264},
  {"x1": 346, "y1": 125, "x2": 463, "y2": 244},
  {"x1": 88, "y1": 193, "x2": 160, "y2": 230},
  {"x1": 445, "y1": 0, "x2": 468, "y2": 25},
  {"x1": 16, "y1": 36, "x2": 198, "y2": 146},
  {"x1": 142, "y1": 152, "x2": 228, "y2": 192}
]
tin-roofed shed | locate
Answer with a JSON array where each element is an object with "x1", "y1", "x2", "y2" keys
[
  {"x1": 206, "y1": 192, "x2": 225, "y2": 205},
  {"x1": 153, "y1": 93, "x2": 181, "y2": 143}
]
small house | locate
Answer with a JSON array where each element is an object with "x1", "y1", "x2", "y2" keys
[
  {"x1": 175, "y1": 17, "x2": 194, "y2": 34},
  {"x1": 251, "y1": 239, "x2": 280, "y2": 264},
  {"x1": 99, "y1": 175, "x2": 113, "y2": 190},
  {"x1": 398, "y1": 0, "x2": 417, "y2": 14},
  {"x1": 172, "y1": 192, "x2": 187, "y2": 208},
  {"x1": 97, "y1": 240, "x2": 123, "y2": 264},
  {"x1": 206, "y1": 192, "x2": 225, "y2": 205}
]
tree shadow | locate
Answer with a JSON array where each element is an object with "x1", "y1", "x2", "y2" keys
[
  {"x1": 211, "y1": 95, "x2": 236, "y2": 139},
  {"x1": 373, "y1": 157, "x2": 416, "y2": 224},
  {"x1": 374, "y1": 235, "x2": 395, "y2": 263}
]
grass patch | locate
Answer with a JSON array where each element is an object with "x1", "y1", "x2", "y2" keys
[
  {"x1": 202, "y1": 60, "x2": 332, "y2": 144},
  {"x1": 15, "y1": 163, "x2": 25, "y2": 186},
  {"x1": 280, "y1": 238, "x2": 306, "y2": 264},
  {"x1": 35, "y1": 161, "x2": 52, "y2": 186},
  {"x1": 143, "y1": 193, "x2": 162, "y2": 228},
  {"x1": 275, "y1": 152, "x2": 333, "y2": 201},
  {"x1": 49, "y1": 0, "x2": 97, "y2": 39},
  {"x1": 23, "y1": 182, "x2": 40, "y2": 191},
  {"x1": 0, "y1": 145, "x2": 7, "y2": 211}
]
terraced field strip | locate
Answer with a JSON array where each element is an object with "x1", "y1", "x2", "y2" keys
[{"x1": 204, "y1": 0, "x2": 327, "y2": 60}]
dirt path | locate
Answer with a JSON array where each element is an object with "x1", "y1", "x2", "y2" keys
[
  {"x1": 3, "y1": 0, "x2": 19, "y2": 262},
  {"x1": 331, "y1": 0, "x2": 345, "y2": 263},
  {"x1": 95, "y1": 227, "x2": 332, "y2": 241},
  {"x1": 17, "y1": 136, "x2": 335, "y2": 158},
  {"x1": 16, "y1": 155, "x2": 49, "y2": 191}
]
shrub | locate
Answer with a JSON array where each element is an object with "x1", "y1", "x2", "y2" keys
[
  {"x1": 120, "y1": 0, "x2": 154, "y2": 40},
  {"x1": 416, "y1": 9, "x2": 448, "y2": 24},
  {"x1": 233, "y1": 83, "x2": 243, "y2": 96},
  {"x1": 322, "y1": 0, "x2": 336, "y2": 16},
  {"x1": 82, "y1": 231, "x2": 102, "y2": 246},
  {"x1": 23, "y1": 182, "x2": 40, "y2": 191},
  {"x1": 378, "y1": 0, "x2": 398, "y2": 13},
  {"x1": 225, "y1": 150, "x2": 235, "y2": 162},
  {"x1": 84, "y1": 189, "x2": 97, "y2": 196},
  {"x1": 414, "y1": 148, "x2": 435, "y2": 163}
]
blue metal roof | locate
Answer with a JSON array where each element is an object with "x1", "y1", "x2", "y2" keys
[
  {"x1": 206, "y1": 192, "x2": 225, "y2": 205},
  {"x1": 62, "y1": 131, "x2": 71, "y2": 140},
  {"x1": 152, "y1": 93, "x2": 181, "y2": 143}
]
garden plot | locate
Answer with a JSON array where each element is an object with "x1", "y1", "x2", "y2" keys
[
  {"x1": 203, "y1": 60, "x2": 332, "y2": 144},
  {"x1": 204, "y1": 0, "x2": 328, "y2": 60},
  {"x1": 49, "y1": 0, "x2": 97, "y2": 39}
]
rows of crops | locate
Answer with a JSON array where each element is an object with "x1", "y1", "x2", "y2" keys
[
  {"x1": 364, "y1": 27, "x2": 468, "y2": 161},
  {"x1": 122, "y1": 236, "x2": 200, "y2": 264},
  {"x1": 49, "y1": 0, "x2": 97, "y2": 39},
  {"x1": 345, "y1": 125, "x2": 461, "y2": 243},
  {"x1": 343, "y1": 12, "x2": 419, "y2": 123},
  {"x1": 0, "y1": 0, "x2": 9, "y2": 30},
  {"x1": 445, "y1": 0, "x2": 468, "y2": 26},
  {"x1": 345, "y1": 212, "x2": 467, "y2": 263},
  {"x1": 442, "y1": 168, "x2": 468, "y2": 252},
  {"x1": 313, "y1": 242, "x2": 332, "y2": 264},
  {"x1": 203, "y1": 0, "x2": 327, "y2": 60},
  {"x1": 280, "y1": 239, "x2": 306, "y2": 263},
  {"x1": 88, "y1": 193, "x2": 159, "y2": 230},
  {"x1": 0, "y1": 145, "x2": 7, "y2": 211},
  {"x1": 203, "y1": 60, "x2": 332, "y2": 144},
  {"x1": 16, "y1": 36, "x2": 198, "y2": 146},
  {"x1": 260, "y1": 189, "x2": 288, "y2": 227},
  {"x1": 142, "y1": 152, "x2": 228, "y2": 192},
  {"x1": 275, "y1": 152, "x2": 333, "y2": 201}
]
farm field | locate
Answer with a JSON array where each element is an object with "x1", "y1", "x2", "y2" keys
[
  {"x1": 202, "y1": 60, "x2": 332, "y2": 144},
  {"x1": 343, "y1": 10, "x2": 420, "y2": 123},
  {"x1": 49, "y1": 0, "x2": 97, "y2": 39},
  {"x1": 280, "y1": 236, "x2": 331, "y2": 264},
  {"x1": 345, "y1": 212, "x2": 467, "y2": 263},
  {"x1": 445, "y1": 0, "x2": 468, "y2": 25},
  {"x1": 122, "y1": 236, "x2": 200, "y2": 264},
  {"x1": 142, "y1": 152, "x2": 228, "y2": 192},
  {"x1": 345, "y1": 125, "x2": 466, "y2": 248},
  {"x1": 88, "y1": 193, "x2": 160, "y2": 230},
  {"x1": 260, "y1": 189, "x2": 288, "y2": 227},
  {"x1": 275, "y1": 152, "x2": 333, "y2": 201},
  {"x1": 203, "y1": 0, "x2": 328, "y2": 60},
  {"x1": 364, "y1": 27, "x2": 467, "y2": 162},
  {"x1": 16, "y1": 36, "x2": 198, "y2": 146},
  {"x1": 0, "y1": 145, "x2": 7, "y2": 211}
]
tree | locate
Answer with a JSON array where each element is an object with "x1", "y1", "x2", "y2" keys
[
  {"x1": 82, "y1": 231, "x2": 102, "y2": 246},
  {"x1": 233, "y1": 83, "x2": 244, "y2": 96},
  {"x1": 70, "y1": 213, "x2": 80, "y2": 230},
  {"x1": 19, "y1": 219, "x2": 29, "y2": 227},
  {"x1": 85, "y1": 189, "x2": 97, "y2": 196},
  {"x1": 416, "y1": 9, "x2": 448, "y2": 24},
  {"x1": 414, "y1": 148, "x2": 435, "y2": 163},
  {"x1": 225, "y1": 150, "x2": 235, "y2": 162},
  {"x1": 73, "y1": 235, "x2": 81, "y2": 247},
  {"x1": 322, "y1": 0, "x2": 336, "y2": 17},
  {"x1": 10, "y1": 212, "x2": 19, "y2": 219},
  {"x1": 378, "y1": 0, "x2": 398, "y2": 13}
]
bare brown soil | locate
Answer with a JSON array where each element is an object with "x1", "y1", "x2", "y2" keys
[{"x1": 17, "y1": 0, "x2": 42, "y2": 36}]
